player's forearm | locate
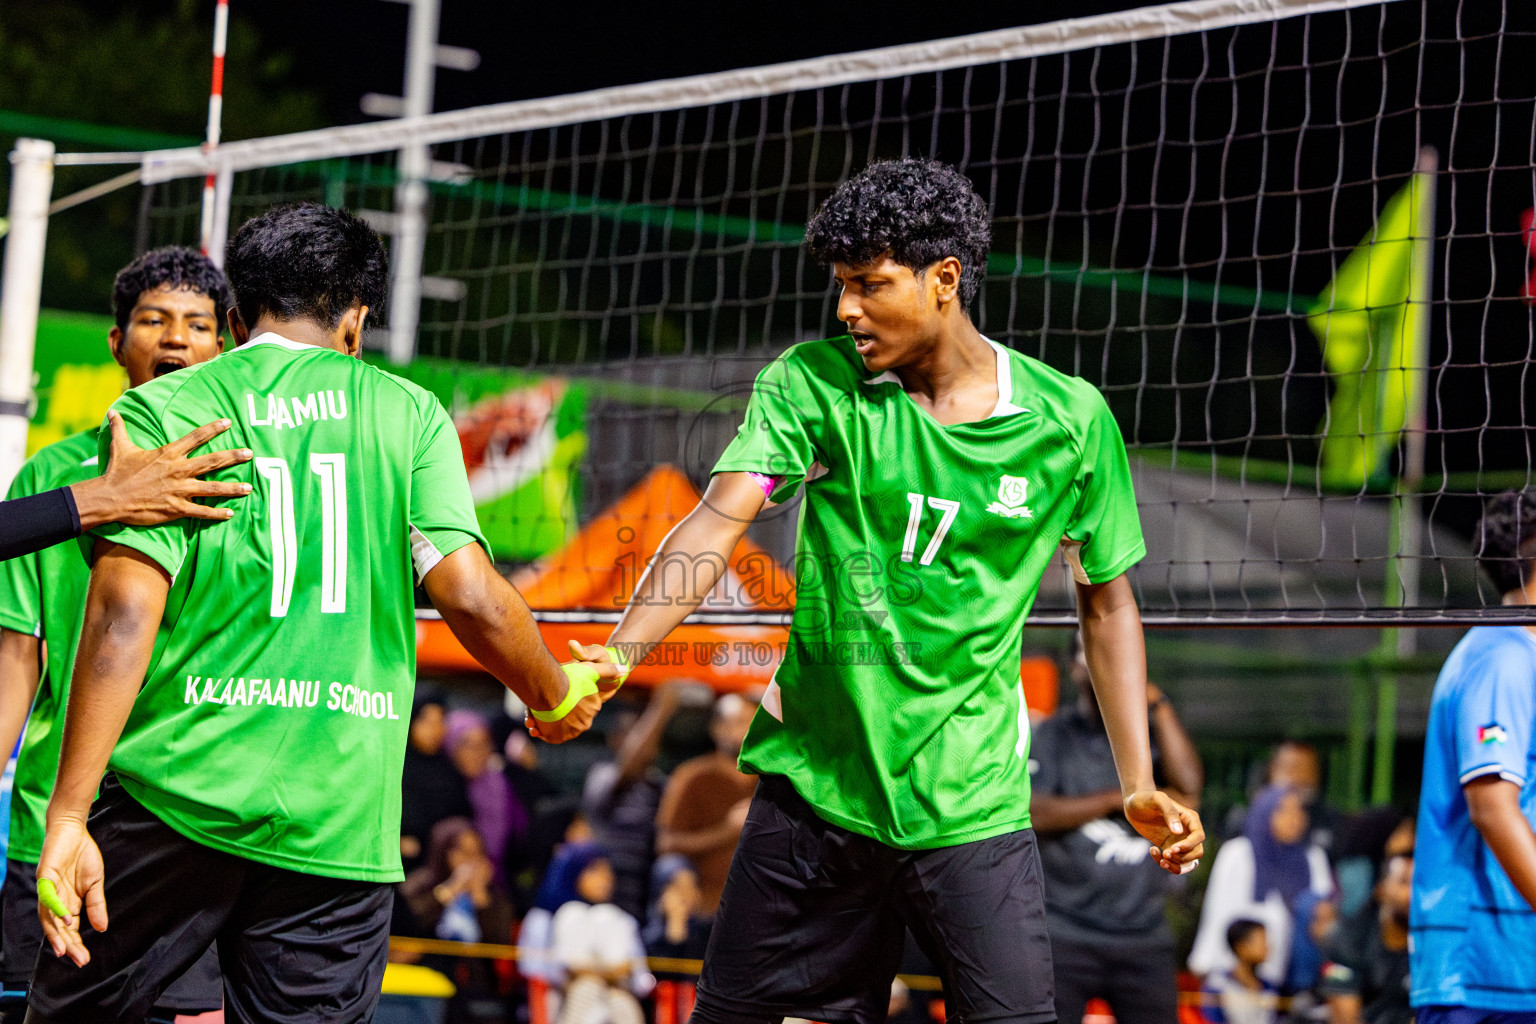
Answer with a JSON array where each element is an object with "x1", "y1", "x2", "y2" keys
[
  {"x1": 607, "y1": 474, "x2": 762, "y2": 652},
  {"x1": 1029, "y1": 790, "x2": 1126, "y2": 833},
  {"x1": 432, "y1": 552, "x2": 568, "y2": 713},
  {"x1": 0, "y1": 629, "x2": 42, "y2": 765},
  {"x1": 50, "y1": 549, "x2": 168, "y2": 820},
  {"x1": 1076, "y1": 575, "x2": 1156, "y2": 798},
  {"x1": 1467, "y1": 776, "x2": 1536, "y2": 911}
]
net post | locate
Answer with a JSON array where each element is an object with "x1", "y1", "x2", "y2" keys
[
  {"x1": 386, "y1": 0, "x2": 440, "y2": 365},
  {"x1": 0, "y1": 138, "x2": 55, "y2": 492},
  {"x1": 207, "y1": 165, "x2": 234, "y2": 268}
]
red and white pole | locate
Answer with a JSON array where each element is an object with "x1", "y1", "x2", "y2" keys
[{"x1": 198, "y1": 0, "x2": 229, "y2": 255}]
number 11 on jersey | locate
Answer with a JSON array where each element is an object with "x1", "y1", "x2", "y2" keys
[
  {"x1": 901, "y1": 492, "x2": 960, "y2": 566},
  {"x1": 255, "y1": 454, "x2": 349, "y2": 617}
]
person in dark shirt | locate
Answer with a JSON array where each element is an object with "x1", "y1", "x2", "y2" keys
[
  {"x1": 1030, "y1": 633, "x2": 1205, "y2": 1024},
  {"x1": 400, "y1": 692, "x2": 473, "y2": 872},
  {"x1": 1319, "y1": 853, "x2": 1412, "y2": 1024}
]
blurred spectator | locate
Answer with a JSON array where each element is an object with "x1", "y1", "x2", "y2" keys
[
  {"x1": 549, "y1": 846, "x2": 651, "y2": 1024},
  {"x1": 1201, "y1": 919, "x2": 1280, "y2": 1024},
  {"x1": 1290, "y1": 890, "x2": 1339, "y2": 1000},
  {"x1": 446, "y1": 708, "x2": 528, "y2": 885},
  {"x1": 398, "y1": 817, "x2": 517, "y2": 1023},
  {"x1": 1332, "y1": 810, "x2": 1413, "y2": 918},
  {"x1": 1030, "y1": 636, "x2": 1204, "y2": 1024},
  {"x1": 1318, "y1": 853, "x2": 1412, "y2": 1024},
  {"x1": 401, "y1": 817, "x2": 516, "y2": 945},
  {"x1": 582, "y1": 681, "x2": 705, "y2": 920},
  {"x1": 1224, "y1": 742, "x2": 1339, "y2": 857},
  {"x1": 641, "y1": 854, "x2": 712, "y2": 967},
  {"x1": 1190, "y1": 785, "x2": 1333, "y2": 987},
  {"x1": 655, "y1": 691, "x2": 759, "y2": 914},
  {"x1": 401, "y1": 692, "x2": 473, "y2": 872},
  {"x1": 501, "y1": 729, "x2": 565, "y2": 910}
]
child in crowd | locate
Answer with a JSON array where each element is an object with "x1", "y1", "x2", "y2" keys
[
  {"x1": 1202, "y1": 919, "x2": 1280, "y2": 1024},
  {"x1": 641, "y1": 855, "x2": 712, "y2": 965},
  {"x1": 519, "y1": 842, "x2": 651, "y2": 1024}
]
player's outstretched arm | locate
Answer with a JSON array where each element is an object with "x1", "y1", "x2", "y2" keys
[
  {"x1": 38, "y1": 543, "x2": 171, "y2": 966},
  {"x1": 422, "y1": 543, "x2": 624, "y2": 744},
  {"x1": 70, "y1": 411, "x2": 254, "y2": 531},
  {"x1": 1466, "y1": 775, "x2": 1536, "y2": 911},
  {"x1": 573, "y1": 471, "x2": 766, "y2": 668},
  {"x1": 1076, "y1": 573, "x2": 1204, "y2": 875}
]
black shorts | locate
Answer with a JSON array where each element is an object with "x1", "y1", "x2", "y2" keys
[
  {"x1": 26, "y1": 776, "x2": 391, "y2": 1024},
  {"x1": 1, "y1": 856, "x2": 222, "y2": 1013},
  {"x1": 695, "y1": 775, "x2": 1056, "y2": 1024}
]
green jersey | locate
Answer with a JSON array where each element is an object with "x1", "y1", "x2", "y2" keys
[
  {"x1": 714, "y1": 336, "x2": 1145, "y2": 849},
  {"x1": 0, "y1": 430, "x2": 101, "y2": 864},
  {"x1": 95, "y1": 332, "x2": 487, "y2": 883}
]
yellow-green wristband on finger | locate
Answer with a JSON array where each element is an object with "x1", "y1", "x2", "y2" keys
[
  {"x1": 605, "y1": 646, "x2": 632, "y2": 686},
  {"x1": 530, "y1": 663, "x2": 602, "y2": 723},
  {"x1": 37, "y1": 878, "x2": 68, "y2": 919}
]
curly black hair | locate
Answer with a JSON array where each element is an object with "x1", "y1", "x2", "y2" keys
[
  {"x1": 1475, "y1": 488, "x2": 1536, "y2": 595},
  {"x1": 112, "y1": 247, "x2": 233, "y2": 333},
  {"x1": 804, "y1": 159, "x2": 992, "y2": 309},
  {"x1": 224, "y1": 202, "x2": 387, "y2": 331}
]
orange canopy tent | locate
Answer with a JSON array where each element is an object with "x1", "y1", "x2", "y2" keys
[
  {"x1": 415, "y1": 464, "x2": 1058, "y2": 712},
  {"x1": 417, "y1": 465, "x2": 792, "y2": 693}
]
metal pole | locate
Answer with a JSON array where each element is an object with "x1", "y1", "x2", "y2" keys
[
  {"x1": 0, "y1": 139, "x2": 55, "y2": 492},
  {"x1": 199, "y1": 0, "x2": 229, "y2": 255},
  {"x1": 208, "y1": 166, "x2": 235, "y2": 268},
  {"x1": 386, "y1": 0, "x2": 439, "y2": 365},
  {"x1": 1370, "y1": 146, "x2": 1439, "y2": 805}
]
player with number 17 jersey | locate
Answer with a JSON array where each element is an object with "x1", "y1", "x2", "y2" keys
[
  {"x1": 715, "y1": 333, "x2": 1146, "y2": 848},
  {"x1": 95, "y1": 331, "x2": 487, "y2": 884}
]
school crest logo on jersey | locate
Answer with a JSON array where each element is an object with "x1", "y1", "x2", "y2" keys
[
  {"x1": 987, "y1": 475, "x2": 1034, "y2": 519},
  {"x1": 1478, "y1": 723, "x2": 1509, "y2": 745}
]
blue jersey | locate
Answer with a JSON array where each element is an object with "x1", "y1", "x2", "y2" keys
[{"x1": 1411, "y1": 626, "x2": 1536, "y2": 1011}]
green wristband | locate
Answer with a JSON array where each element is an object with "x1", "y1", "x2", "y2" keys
[
  {"x1": 530, "y1": 663, "x2": 601, "y2": 723},
  {"x1": 529, "y1": 648, "x2": 632, "y2": 724},
  {"x1": 37, "y1": 878, "x2": 68, "y2": 919}
]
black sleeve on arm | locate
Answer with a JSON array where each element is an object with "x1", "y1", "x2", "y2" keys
[{"x1": 0, "y1": 487, "x2": 81, "y2": 561}]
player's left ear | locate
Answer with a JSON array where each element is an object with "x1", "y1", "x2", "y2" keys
[
  {"x1": 932, "y1": 256, "x2": 963, "y2": 307},
  {"x1": 337, "y1": 304, "x2": 368, "y2": 358}
]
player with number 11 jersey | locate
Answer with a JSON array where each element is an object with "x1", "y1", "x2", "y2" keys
[{"x1": 97, "y1": 326, "x2": 475, "y2": 882}]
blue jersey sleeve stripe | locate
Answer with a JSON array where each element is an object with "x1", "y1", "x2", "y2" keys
[{"x1": 1459, "y1": 763, "x2": 1527, "y2": 786}]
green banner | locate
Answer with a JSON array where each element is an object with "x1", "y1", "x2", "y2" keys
[{"x1": 28, "y1": 309, "x2": 125, "y2": 456}]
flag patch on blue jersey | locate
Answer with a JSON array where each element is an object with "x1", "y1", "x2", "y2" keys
[{"x1": 1478, "y1": 723, "x2": 1509, "y2": 745}]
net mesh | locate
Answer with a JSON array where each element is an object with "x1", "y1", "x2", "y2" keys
[{"x1": 139, "y1": 0, "x2": 1536, "y2": 624}]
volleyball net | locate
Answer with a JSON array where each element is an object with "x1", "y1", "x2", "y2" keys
[{"x1": 12, "y1": 0, "x2": 1536, "y2": 627}]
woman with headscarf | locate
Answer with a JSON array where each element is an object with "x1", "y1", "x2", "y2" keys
[
  {"x1": 1189, "y1": 785, "x2": 1334, "y2": 987},
  {"x1": 640, "y1": 855, "x2": 712, "y2": 968},
  {"x1": 445, "y1": 708, "x2": 529, "y2": 885},
  {"x1": 400, "y1": 692, "x2": 472, "y2": 872},
  {"x1": 400, "y1": 817, "x2": 516, "y2": 944}
]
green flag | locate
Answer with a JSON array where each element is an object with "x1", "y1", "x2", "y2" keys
[{"x1": 1308, "y1": 170, "x2": 1434, "y2": 489}]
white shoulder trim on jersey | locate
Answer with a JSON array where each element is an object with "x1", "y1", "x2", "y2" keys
[
  {"x1": 761, "y1": 677, "x2": 785, "y2": 722},
  {"x1": 1060, "y1": 539, "x2": 1091, "y2": 585},
  {"x1": 409, "y1": 525, "x2": 446, "y2": 583},
  {"x1": 243, "y1": 332, "x2": 323, "y2": 353},
  {"x1": 985, "y1": 339, "x2": 1030, "y2": 418},
  {"x1": 1014, "y1": 683, "x2": 1031, "y2": 758},
  {"x1": 1459, "y1": 763, "x2": 1527, "y2": 787},
  {"x1": 80, "y1": 456, "x2": 98, "y2": 467}
]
